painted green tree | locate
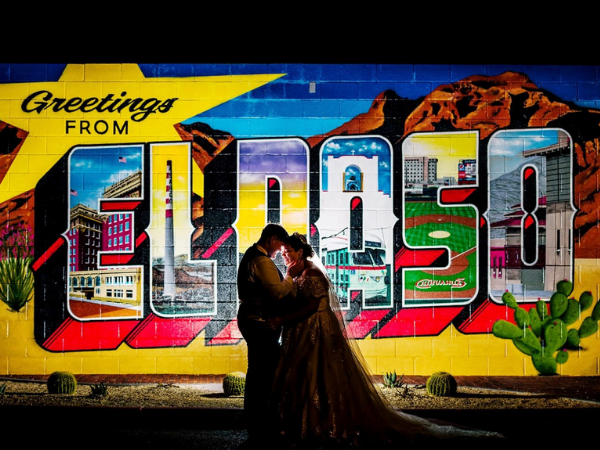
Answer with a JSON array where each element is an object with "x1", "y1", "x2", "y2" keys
[{"x1": 492, "y1": 280, "x2": 600, "y2": 375}]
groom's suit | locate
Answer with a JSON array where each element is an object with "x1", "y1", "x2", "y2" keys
[{"x1": 237, "y1": 243, "x2": 295, "y2": 441}]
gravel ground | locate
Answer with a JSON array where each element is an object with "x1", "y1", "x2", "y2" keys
[{"x1": 1, "y1": 379, "x2": 597, "y2": 410}]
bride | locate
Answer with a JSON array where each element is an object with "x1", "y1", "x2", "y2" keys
[{"x1": 266, "y1": 232, "x2": 504, "y2": 448}]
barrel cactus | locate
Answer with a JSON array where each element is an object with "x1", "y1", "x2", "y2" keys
[
  {"x1": 492, "y1": 280, "x2": 600, "y2": 375},
  {"x1": 426, "y1": 371, "x2": 457, "y2": 397},
  {"x1": 47, "y1": 371, "x2": 77, "y2": 394},
  {"x1": 222, "y1": 372, "x2": 245, "y2": 396}
]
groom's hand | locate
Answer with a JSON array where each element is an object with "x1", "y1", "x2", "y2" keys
[
  {"x1": 266, "y1": 317, "x2": 282, "y2": 330},
  {"x1": 287, "y1": 259, "x2": 304, "y2": 278}
]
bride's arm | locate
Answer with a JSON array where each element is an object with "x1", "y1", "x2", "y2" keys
[
  {"x1": 266, "y1": 271, "x2": 326, "y2": 328},
  {"x1": 267, "y1": 295, "x2": 321, "y2": 329}
]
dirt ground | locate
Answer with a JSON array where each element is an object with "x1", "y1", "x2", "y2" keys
[{"x1": 1, "y1": 379, "x2": 597, "y2": 410}]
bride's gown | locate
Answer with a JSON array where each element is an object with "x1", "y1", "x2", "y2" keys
[{"x1": 269, "y1": 273, "x2": 504, "y2": 447}]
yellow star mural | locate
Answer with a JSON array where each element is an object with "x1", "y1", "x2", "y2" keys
[{"x1": 0, "y1": 63, "x2": 285, "y2": 204}]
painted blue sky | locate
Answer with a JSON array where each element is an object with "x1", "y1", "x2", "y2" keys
[
  {"x1": 488, "y1": 129, "x2": 567, "y2": 179},
  {"x1": 321, "y1": 136, "x2": 391, "y2": 196},
  {"x1": 69, "y1": 146, "x2": 143, "y2": 209}
]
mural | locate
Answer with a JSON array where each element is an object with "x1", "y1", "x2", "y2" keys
[{"x1": 1, "y1": 64, "x2": 599, "y2": 376}]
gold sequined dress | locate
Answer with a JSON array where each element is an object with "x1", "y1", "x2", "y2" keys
[{"x1": 269, "y1": 273, "x2": 503, "y2": 447}]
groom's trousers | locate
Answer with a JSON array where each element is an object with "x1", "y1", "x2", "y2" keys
[{"x1": 237, "y1": 307, "x2": 282, "y2": 441}]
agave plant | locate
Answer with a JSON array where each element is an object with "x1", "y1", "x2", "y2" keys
[
  {"x1": 0, "y1": 254, "x2": 34, "y2": 312},
  {"x1": 383, "y1": 371, "x2": 404, "y2": 388},
  {"x1": 89, "y1": 382, "x2": 109, "y2": 398}
]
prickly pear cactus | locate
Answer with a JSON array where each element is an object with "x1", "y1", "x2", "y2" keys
[
  {"x1": 502, "y1": 291, "x2": 519, "y2": 309},
  {"x1": 549, "y1": 291, "x2": 569, "y2": 318},
  {"x1": 532, "y1": 355, "x2": 557, "y2": 375},
  {"x1": 47, "y1": 371, "x2": 77, "y2": 394},
  {"x1": 426, "y1": 371, "x2": 457, "y2": 397},
  {"x1": 580, "y1": 291, "x2": 594, "y2": 312},
  {"x1": 579, "y1": 317, "x2": 598, "y2": 338},
  {"x1": 492, "y1": 281, "x2": 600, "y2": 375},
  {"x1": 222, "y1": 372, "x2": 246, "y2": 396},
  {"x1": 556, "y1": 279, "x2": 573, "y2": 295}
]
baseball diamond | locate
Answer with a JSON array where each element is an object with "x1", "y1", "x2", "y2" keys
[{"x1": 404, "y1": 202, "x2": 478, "y2": 304}]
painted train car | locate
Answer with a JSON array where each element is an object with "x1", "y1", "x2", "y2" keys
[{"x1": 321, "y1": 230, "x2": 389, "y2": 308}]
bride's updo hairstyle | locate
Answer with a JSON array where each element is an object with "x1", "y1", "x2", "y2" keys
[{"x1": 287, "y1": 232, "x2": 314, "y2": 259}]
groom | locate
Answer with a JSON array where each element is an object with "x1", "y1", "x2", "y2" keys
[{"x1": 236, "y1": 223, "x2": 303, "y2": 444}]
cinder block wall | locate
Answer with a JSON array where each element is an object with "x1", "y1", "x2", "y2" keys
[{"x1": 0, "y1": 63, "x2": 599, "y2": 377}]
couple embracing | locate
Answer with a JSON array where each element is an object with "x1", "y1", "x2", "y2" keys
[{"x1": 237, "y1": 223, "x2": 503, "y2": 449}]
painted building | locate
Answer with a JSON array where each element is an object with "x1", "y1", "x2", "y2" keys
[
  {"x1": 68, "y1": 204, "x2": 102, "y2": 271},
  {"x1": 1, "y1": 63, "x2": 599, "y2": 378},
  {"x1": 103, "y1": 213, "x2": 133, "y2": 252},
  {"x1": 317, "y1": 142, "x2": 394, "y2": 309},
  {"x1": 68, "y1": 267, "x2": 142, "y2": 308}
]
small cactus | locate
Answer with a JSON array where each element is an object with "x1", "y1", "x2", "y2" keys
[
  {"x1": 47, "y1": 371, "x2": 77, "y2": 394},
  {"x1": 426, "y1": 371, "x2": 457, "y2": 397},
  {"x1": 383, "y1": 371, "x2": 405, "y2": 389},
  {"x1": 89, "y1": 382, "x2": 109, "y2": 398},
  {"x1": 222, "y1": 372, "x2": 245, "y2": 396}
]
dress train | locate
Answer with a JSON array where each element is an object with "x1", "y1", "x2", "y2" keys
[{"x1": 269, "y1": 275, "x2": 504, "y2": 447}]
